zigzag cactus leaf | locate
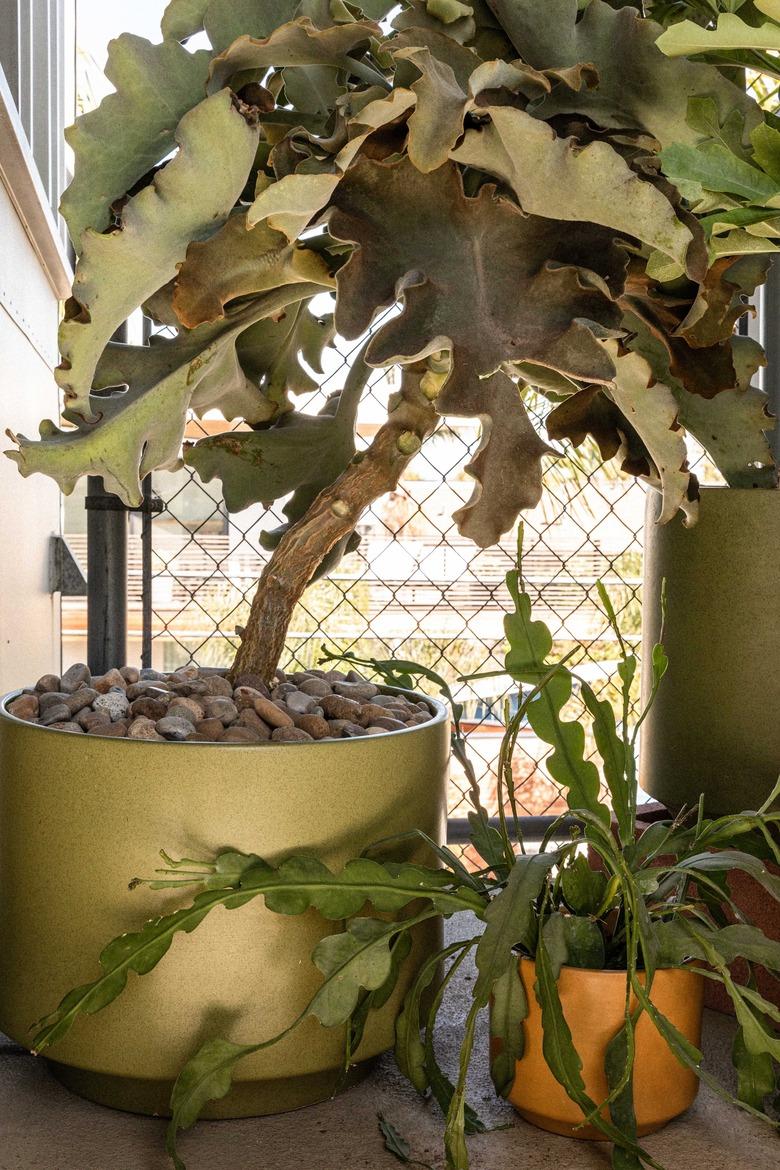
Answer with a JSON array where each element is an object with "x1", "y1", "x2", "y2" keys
[
  {"x1": 31, "y1": 850, "x2": 484, "y2": 1054},
  {"x1": 503, "y1": 550, "x2": 609, "y2": 824}
]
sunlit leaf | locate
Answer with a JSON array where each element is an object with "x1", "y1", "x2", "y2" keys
[
  {"x1": 57, "y1": 90, "x2": 259, "y2": 417},
  {"x1": 61, "y1": 35, "x2": 211, "y2": 248}
]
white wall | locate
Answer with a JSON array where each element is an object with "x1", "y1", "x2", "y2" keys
[{"x1": 0, "y1": 71, "x2": 71, "y2": 691}]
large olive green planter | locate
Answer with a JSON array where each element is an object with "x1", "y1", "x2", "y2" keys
[
  {"x1": 0, "y1": 690, "x2": 448, "y2": 1117},
  {"x1": 640, "y1": 487, "x2": 780, "y2": 816}
]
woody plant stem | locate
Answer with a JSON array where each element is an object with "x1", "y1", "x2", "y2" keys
[{"x1": 229, "y1": 361, "x2": 440, "y2": 683}]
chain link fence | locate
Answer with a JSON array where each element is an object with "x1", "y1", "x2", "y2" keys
[
  {"x1": 63, "y1": 308, "x2": 655, "y2": 826},
  {"x1": 65, "y1": 57, "x2": 780, "y2": 830}
]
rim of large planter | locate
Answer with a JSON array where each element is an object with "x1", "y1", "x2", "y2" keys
[{"x1": 0, "y1": 684, "x2": 449, "y2": 744}]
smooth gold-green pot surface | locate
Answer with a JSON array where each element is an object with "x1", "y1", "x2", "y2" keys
[
  {"x1": 0, "y1": 689, "x2": 449, "y2": 1117},
  {"x1": 640, "y1": 486, "x2": 780, "y2": 816}
]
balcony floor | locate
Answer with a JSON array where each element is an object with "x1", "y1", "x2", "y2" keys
[{"x1": 1, "y1": 923, "x2": 776, "y2": 1170}]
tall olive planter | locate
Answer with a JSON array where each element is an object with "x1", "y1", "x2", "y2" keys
[
  {"x1": 640, "y1": 487, "x2": 780, "y2": 816},
  {"x1": 0, "y1": 691, "x2": 448, "y2": 1117}
]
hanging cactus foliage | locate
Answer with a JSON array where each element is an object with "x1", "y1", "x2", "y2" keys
[{"x1": 4, "y1": 0, "x2": 779, "y2": 674}]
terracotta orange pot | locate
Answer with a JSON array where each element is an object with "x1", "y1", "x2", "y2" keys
[{"x1": 499, "y1": 959, "x2": 704, "y2": 1139}]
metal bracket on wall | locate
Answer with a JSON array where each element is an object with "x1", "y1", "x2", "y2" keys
[{"x1": 49, "y1": 534, "x2": 88, "y2": 596}]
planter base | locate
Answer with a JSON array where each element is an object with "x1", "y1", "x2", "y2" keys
[
  {"x1": 513, "y1": 1107, "x2": 677, "y2": 1142},
  {"x1": 47, "y1": 1058, "x2": 374, "y2": 1119}
]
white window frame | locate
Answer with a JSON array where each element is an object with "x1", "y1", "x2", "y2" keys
[{"x1": 0, "y1": 0, "x2": 73, "y2": 298}]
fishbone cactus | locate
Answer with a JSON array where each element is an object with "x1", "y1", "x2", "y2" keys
[{"x1": 5, "y1": 0, "x2": 778, "y2": 680}]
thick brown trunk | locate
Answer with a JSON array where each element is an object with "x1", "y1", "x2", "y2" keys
[{"x1": 229, "y1": 364, "x2": 438, "y2": 683}]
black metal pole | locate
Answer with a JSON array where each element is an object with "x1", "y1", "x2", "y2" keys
[
  {"x1": 446, "y1": 814, "x2": 579, "y2": 844},
  {"x1": 141, "y1": 473, "x2": 153, "y2": 669},
  {"x1": 86, "y1": 475, "x2": 127, "y2": 673}
]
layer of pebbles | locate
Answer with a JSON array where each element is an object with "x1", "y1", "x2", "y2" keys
[{"x1": 6, "y1": 665, "x2": 435, "y2": 743}]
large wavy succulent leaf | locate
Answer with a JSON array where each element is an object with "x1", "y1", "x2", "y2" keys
[
  {"x1": 396, "y1": 44, "x2": 472, "y2": 173},
  {"x1": 7, "y1": 286, "x2": 322, "y2": 505},
  {"x1": 606, "y1": 347, "x2": 697, "y2": 525},
  {"x1": 172, "y1": 207, "x2": 333, "y2": 328},
  {"x1": 392, "y1": 40, "x2": 598, "y2": 173},
  {"x1": 161, "y1": 0, "x2": 210, "y2": 42},
  {"x1": 207, "y1": 0, "x2": 302, "y2": 51},
  {"x1": 102, "y1": 294, "x2": 330, "y2": 425},
  {"x1": 545, "y1": 384, "x2": 651, "y2": 482},
  {"x1": 163, "y1": 0, "x2": 313, "y2": 51},
  {"x1": 675, "y1": 382, "x2": 777, "y2": 489},
  {"x1": 282, "y1": 63, "x2": 345, "y2": 116},
  {"x1": 625, "y1": 312, "x2": 777, "y2": 489},
  {"x1": 489, "y1": 0, "x2": 761, "y2": 149},
  {"x1": 393, "y1": 0, "x2": 477, "y2": 45},
  {"x1": 247, "y1": 87, "x2": 417, "y2": 239},
  {"x1": 329, "y1": 157, "x2": 621, "y2": 412},
  {"x1": 61, "y1": 35, "x2": 212, "y2": 250},
  {"x1": 678, "y1": 253, "x2": 771, "y2": 348},
  {"x1": 656, "y1": 11, "x2": 780, "y2": 57},
  {"x1": 184, "y1": 344, "x2": 368, "y2": 512},
  {"x1": 451, "y1": 105, "x2": 696, "y2": 273},
  {"x1": 451, "y1": 373, "x2": 554, "y2": 547},
  {"x1": 241, "y1": 301, "x2": 336, "y2": 403},
  {"x1": 208, "y1": 16, "x2": 380, "y2": 91},
  {"x1": 57, "y1": 90, "x2": 259, "y2": 418},
  {"x1": 248, "y1": 172, "x2": 342, "y2": 239}
]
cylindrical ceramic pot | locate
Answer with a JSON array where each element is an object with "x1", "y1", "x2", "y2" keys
[
  {"x1": 640, "y1": 486, "x2": 780, "y2": 816},
  {"x1": 501, "y1": 959, "x2": 704, "y2": 1139},
  {"x1": 0, "y1": 689, "x2": 449, "y2": 1117}
]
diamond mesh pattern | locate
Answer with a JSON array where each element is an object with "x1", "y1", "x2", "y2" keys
[
  {"x1": 54, "y1": 48, "x2": 775, "y2": 840},
  {"x1": 130, "y1": 311, "x2": 657, "y2": 823}
]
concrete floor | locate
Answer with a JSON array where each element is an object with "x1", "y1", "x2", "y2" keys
[{"x1": 2, "y1": 930, "x2": 778, "y2": 1170}]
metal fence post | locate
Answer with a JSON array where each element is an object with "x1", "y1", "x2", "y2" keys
[
  {"x1": 86, "y1": 475, "x2": 127, "y2": 674},
  {"x1": 141, "y1": 473, "x2": 154, "y2": 669}
]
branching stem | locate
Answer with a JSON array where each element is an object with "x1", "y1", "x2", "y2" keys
[{"x1": 229, "y1": 364, "x2": 438, "y2": 682}]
